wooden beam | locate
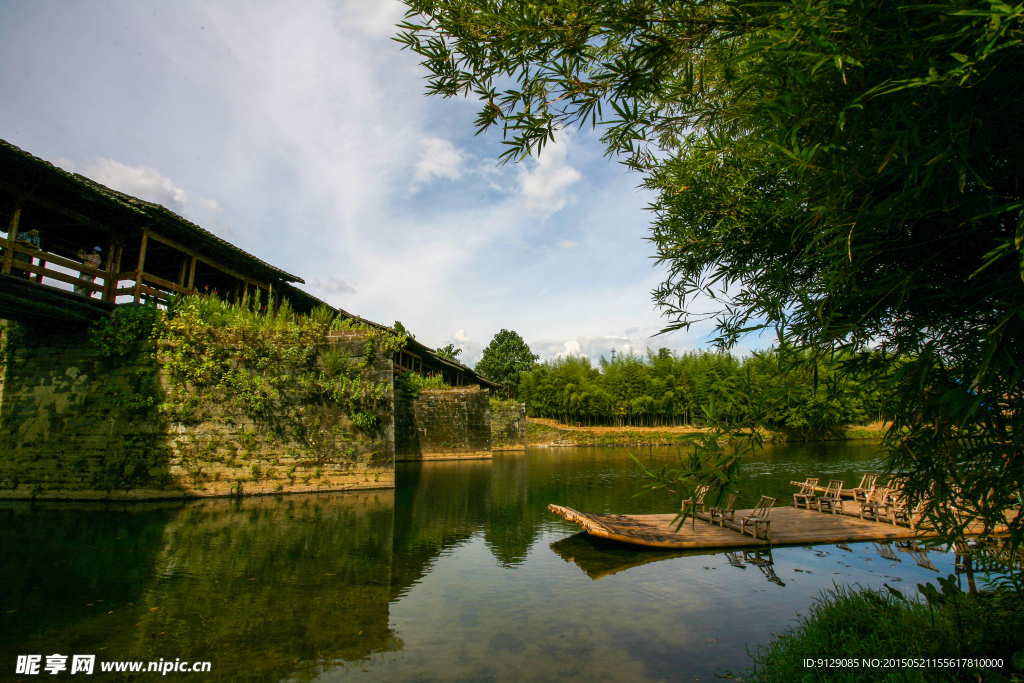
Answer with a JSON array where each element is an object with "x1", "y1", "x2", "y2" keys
[
  {"x1": 133, "y1": 231, "x2": 149, "y2": 304},
  {"x1": 0, "y1": 183, "x2": 125, "y2": 235},
  {"x1": 186, "y1": 255, "x2": 197, "y2": 292},
  {"x1": 103, "y1": 240, "x2": 120, "y2": 303},
  {"x1": 144, "y1": 230, "x2": 270, "y2": 291},
  {"x1": 140, "y1": 270, "x2": 191, "y2": 296},
  {"x1": 2, "y1": 198, "x2": 23, "y2": 275},
  {"x1": 5, "y1": 242, "x2": 105, "y2": 275},
  {"x1": 10, "y1": 260, "x2": 105, "y2": 293}
]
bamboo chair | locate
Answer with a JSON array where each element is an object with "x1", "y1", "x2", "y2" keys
[
  {"x1": 816, "y1": 480, "x2": 845, "y2": 515},
  {"x1": 889, "y1": 494, "x2": 927, "y2": 530},
  {"x1": 681, "y1": 485, "x2": 710, "y2": 515},
  {"x1": 709, "y1": 491, "x2": 739, "y2": 527},
  {"x1": 792, "y1": 478, "x2": 819, "y2": 509},
  {"x1": 853, "y1": 473, "x2": 878, "y2": 501},
  {"x1": 740, "y1": 495, "x2": 775, "y2": 541},
  {"x1": 883, "y1": 477, "x2": 907, "y2": 503},
  {"x1": 859, "y1": 486, "x2": 890, "y2": 521}
]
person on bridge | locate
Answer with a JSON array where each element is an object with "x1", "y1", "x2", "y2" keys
[
  {"x1": 13, "y1": 229, "x2": 42, "y2": 279},
  {"x1": 75, "y1": 246, "x2": 102, "y2": 296}
]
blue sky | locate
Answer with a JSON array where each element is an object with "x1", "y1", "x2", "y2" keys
[{"x1": 0, "y1": 1, "x2": 749, "y2": 366}]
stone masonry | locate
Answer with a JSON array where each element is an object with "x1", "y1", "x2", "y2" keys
[
  {"x1": 395, "y1": 387, "x2": 491, "y2": 461},
  {"x1": 490, "y1": 402, "x2": 527, "y2": 450},
  {"x1": 0, "y1": 321, "x2": 395, "y2": 500}
]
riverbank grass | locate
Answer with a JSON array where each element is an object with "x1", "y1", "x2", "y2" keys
[
  {"x1": 525, "y1": 418, "x2": 888, "y2": 447},
  {"x1": 742, "y1": 583, "x2": 1024, "y2": 682}
]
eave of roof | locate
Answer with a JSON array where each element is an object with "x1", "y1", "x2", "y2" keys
[{"x1": 1, "y1": 139, "x2": 303, "y2": 284}]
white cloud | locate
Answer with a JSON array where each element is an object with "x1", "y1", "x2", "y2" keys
[
  {"x1": 518, "y1": 128, "x2": 580, "y2": 216},
  {"x1": 82, "y1": 158, "x2": 189, "y2": 213},
  {"x1": 312, "y1": 277, "x2": 357, "y2": 295},
  {"x1": 414, "y1": 137, "x2": 464, "y2": 183},
  {"x1": 530, "y1": 334, "x2": 682, "y2": 364},
  {"x1": 442, "y1": 329, "x2": 483, "y2": 367},
  {"x1": 560, "y1": 340, "x2": 583, "y2": 357},
  {"x1": 199, "y1": 196, "x2": 223, "y2": 213},
  {"x1": 332, "y1": 0, "x2": 406, "y2": 38},
  {"x1": 558, "y1": 239, "x2": 579, "y2": 249}
]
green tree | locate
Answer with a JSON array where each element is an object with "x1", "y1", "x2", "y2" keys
[
  {"x1": 392, "y1": 321, "x2": 414, "y2": 340},
  {"x1": 399, "y1": 0, "x2": 1024, "y2": 548},
  {"x1": 435, "y1": 343, "x2": 463, "y2": 362},
  {"x1": 475, "y1": 329, "x2": 539, "y2": 397}
]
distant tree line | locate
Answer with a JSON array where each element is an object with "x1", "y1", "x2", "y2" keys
[{"x1": 517, "y1": 348, "x2": 888, "y2": 436}]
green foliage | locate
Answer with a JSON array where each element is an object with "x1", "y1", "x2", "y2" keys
[
  {"x1": 104, "y1": 368, "x2": 161, "y2": 414},
  {"x1": 395, "y1": 370, "x2": 450, "y2": 401},
  {"x1": 309, "y1": 304, "x2": 336, "y2": 327},
  {"x1": 316, "y1": 347, "x2": 351, "y2": 379},
  {"x1": 351, "y1": 410, "x2": 380, "y2": 434},
  {"x1": 155, "y1": 293, "x2": 392, "y2": 461},
  {"x1": 89, "y1": 304, "x2": 165, "y2": 422},
  {"x1": 90, "y1": 303, "x2": 162, "y2": 358},
  {"x1": 745, "y1": 584, "x2": 1024, "y2": 682},
  {"x1": 392, "y1": 320, "x2": 415, "y2": 340},
  {"x1": 399, "y1": 0, "x2": 1024, "y2": 549},
  {"x1": 475, "y1": 329, "x2": 538, "y2": 397},
  {"x1": 632, "y1": 384, "x2": 764, "y2": 528},
  {"x1": 435, "y1": 343, "x2": 463, "y2": 362},
  {"x1": 519, "y1": 347, "x2": 885, "y2": 433}
]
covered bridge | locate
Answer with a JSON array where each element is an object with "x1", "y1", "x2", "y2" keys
[{"x1": 0, "y1": 138, "x2": 497, "y2": 390}]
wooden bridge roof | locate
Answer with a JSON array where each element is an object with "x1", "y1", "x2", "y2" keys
[{"x1": 0, "y1": 139, "x2": 303, "y2": 286}]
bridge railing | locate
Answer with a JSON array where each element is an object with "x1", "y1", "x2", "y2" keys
[
  {"x1": 1, "y1": 239, "x2": 189, "y2": 305},
  {"x1": 2, "y1": 240, "x2": 110, "y2": 296}
]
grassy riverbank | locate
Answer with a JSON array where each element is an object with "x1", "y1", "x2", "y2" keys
[
  {"x1": 742, "y1": 583, "x2": 1024, "y2": 682},
  {"x1": 525, "y1": 418, "x2": 888, "y2": 447}
]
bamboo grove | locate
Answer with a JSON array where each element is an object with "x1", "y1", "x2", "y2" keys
[{"x1": 517, "y1": 348, "x2": 888, "y2": 437}]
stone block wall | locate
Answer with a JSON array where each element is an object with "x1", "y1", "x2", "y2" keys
[
  {"x1": 0, "y1": 320, "x2": 395, "y2": 500},
  {"x1": 395, "y1": 386, "x2": 491, "y2": 461},
  {"x1": 491, "y1": 402, "x2": 527, "y2": 450}
]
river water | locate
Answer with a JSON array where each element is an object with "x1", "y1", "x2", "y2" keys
[{"x1": 2, "y1": 442, "x2": 970, "y2": 681}]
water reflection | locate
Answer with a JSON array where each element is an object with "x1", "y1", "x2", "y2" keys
[
  {"x1": 2, "y1": 442, "x2": 982, "y2": 682},
  {"x1": 1, "y1": 493, "x2": 397, "y2": 682}
]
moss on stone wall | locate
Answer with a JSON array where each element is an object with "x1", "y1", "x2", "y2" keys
[{"x1": 0, "y1": 297, "x2": 401, "y2": 499}]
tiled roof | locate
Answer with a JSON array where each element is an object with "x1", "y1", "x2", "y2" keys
[{"x1": 0, "y1": 138, "x2": 303, "y2": 283}]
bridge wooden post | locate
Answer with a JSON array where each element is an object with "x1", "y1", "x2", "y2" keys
[
  {"x1": 186, "y1": 256, "x2": 197, "y2": 292},
  {"x1": 102, "y1": 240, "x2": 121, "y2": 303},
  {"x1": 133, "y1": 231, "x2": 149, "y2": 304},
  {"x1": 2, "y1": 198, "x2": 23, "y2": 275}
]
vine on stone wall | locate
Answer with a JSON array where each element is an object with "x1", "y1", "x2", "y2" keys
[{"x1": 87, "y1": 295, "x2": 403, "y2": 484}]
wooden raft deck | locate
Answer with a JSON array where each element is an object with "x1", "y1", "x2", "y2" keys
[{"x1": 548, "y1": 504, "x2": 1003, "y2": 550}]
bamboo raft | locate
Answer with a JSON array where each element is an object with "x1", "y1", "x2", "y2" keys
[{"x1": 548, "y1": 503, "x2": 1009, "y2": 550}]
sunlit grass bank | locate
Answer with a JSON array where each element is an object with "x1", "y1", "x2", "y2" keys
[
  {"x1": 742, "y1": 583, "x2": 1024, "y2": 682},
  {"x1": 524, "y1": 418, "x2": 888, "y2": 447}
]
